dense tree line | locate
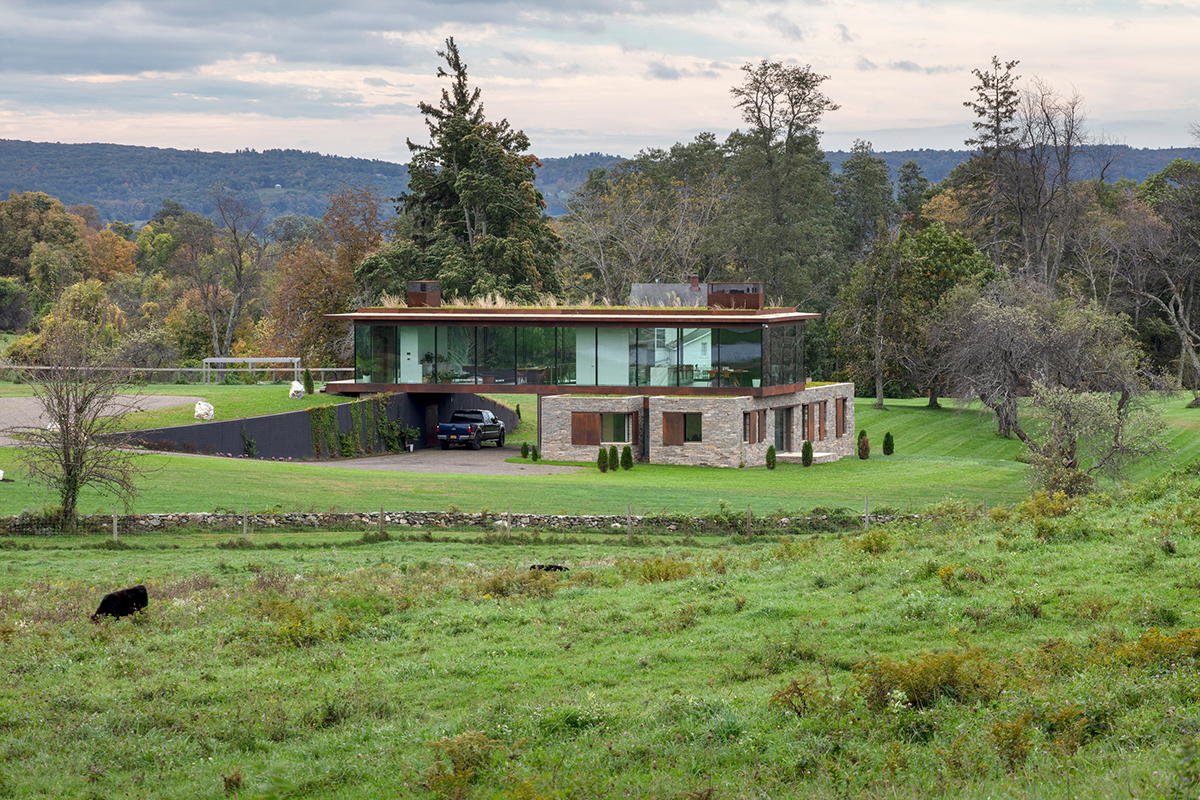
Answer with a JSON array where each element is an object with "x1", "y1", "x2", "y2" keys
[{"x1": 3, "y1": 43, "x2": 1198, "y2": 496}]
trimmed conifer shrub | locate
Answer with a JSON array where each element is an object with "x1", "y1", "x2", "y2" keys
[
  {"x1": 302, "y1": 368, "x2": 315, "y2": 395},
  {"x1": 609, "y1": 445, "x2": 619, "y2": 473},
  {"x1": 621, "y1": 445, "x2": 633, "y2": 470},
  {"x1": 858, "y1": 428, "x2": 867, "y2": 443},
  {"x1": 597, "y1": 447, "x2": 608, "y2": 473},
  {"x1": 766, "y1": 444, "x2": 777, "y2": 470},
  {"x1": 520, "y1": 442, "x2": 530, "y2": 459},
  {"x1": 883, "y1": 431, "x2": 894, "y2": 456},
  {"x1": 858, "y1": 435, "x2": 870, "y2": 460},
  {"x1": 802, "y1": 440, "x2": 814, "y2": 467},
  {"x1": 531, "y1": 447, "x2": 540, "y2": 462}
]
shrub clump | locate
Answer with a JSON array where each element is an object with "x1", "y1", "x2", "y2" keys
[
  {"x1": 858, "y1": 433, "x2": 870, "y2": 460},
  {"x1": 766, "y1": 444, "x2": 776, "y2": 469},
  {"x1": 531, "y1": 447, "x2": 540, "y2": 462},
  {"x1": 801, "y1": 440, "x2": 813, "y2": 467},
  {"x1": 620, "y1": 444, "x2": 633, "y2": 470},
  {"x1": 857, "y1": 649, "x2": 1005, "y2": 712},
  {"x1": 617, "y1": 556, "x2": 695, "y2": 584},
  {"x1": 475, "y1": 568, "x2": 560, "y2": 599},
  {"x1": 608, "y1": 445, "x2": 619, "y2": 473},
  {"x1": 520, "y1": 442, "x2": 530, "y2": 459},
  {"x1": 883, "y1": 431, "x2": 894, "y2": 455},
  {"x1": 597, "y1": 447, "x2": 608, "y2": 473}
]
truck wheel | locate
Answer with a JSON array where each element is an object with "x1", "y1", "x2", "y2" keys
[
  {"x1": 496, "y1": 431, "x2": 505, "y2": 447},
  {"x1": 440, "y1": 441, "x2": 450, "y2": 450},
  {"x1": 470, "y1": 434, "x2": 482, "y2": 450}
]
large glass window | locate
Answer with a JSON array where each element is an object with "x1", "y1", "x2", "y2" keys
[
  {"x1": 601, "y1": 413, "x2": 629, "y2": 443},
  {"x1": 640, "y1": 327, "x2": 676, "y2": 386},
  {"x1": 766, "y1": 324, "x2": 802, "y2": 386},
  {"x1": 356, "y1": 325, "x2": 397, "y2": 384},
  {"x1": 556, "y1": 327, "x2": 577, "y2": 385},
  {"x1": 436, "y1": 326, "x2": 475, "y2": 384},
  {"x1": 715, "y1": 327, "x2": 762, "y2": 388},
  {"x1": 477, "y1": 327, "x2": 516, "y2": 384},
  {"x1": 680, "y1": 328, "x2": 712, "y2": 387},
  {"x1": 516, "y1": 327, "x2": 555, "y2": 385},
  {"x1": 354, "y1": 325, "x2": 372, "y2": 382},
  {"x1": 573, "y1": 327, "x2": 597, "y2": 386},
  {"x1": 597, "y1": 328, "x2": 633, "y2": 386}
]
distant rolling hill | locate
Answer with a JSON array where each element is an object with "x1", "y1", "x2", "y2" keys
[{"x1": 2, "y1": 139, "x2": 1195, "y2": 226}]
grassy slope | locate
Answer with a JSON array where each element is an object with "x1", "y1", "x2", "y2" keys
[
  {"x1": 3, "y1": 472, "x2": 1200, "y2": 797},
  {"x1": 3, "y1": 391, "x2": 1199, "y2": 517}
]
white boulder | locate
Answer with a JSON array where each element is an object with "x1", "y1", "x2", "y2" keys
[
  {"x1": 289, "y1": 380, "x2": 305, "y2": 399},
  {"x1": 194, "y1": 401, "x2": 215, "y2": 421}
]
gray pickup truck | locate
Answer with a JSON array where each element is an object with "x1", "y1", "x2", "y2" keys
[{"x1": 436, "y1": 409, "x2": 506, "y2": 450}]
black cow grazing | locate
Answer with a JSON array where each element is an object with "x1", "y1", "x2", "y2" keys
[
  {"x1": 91, "y1": 585, "x2": 149, "y2": 623},
  {"x1": 529, "y1": 564, "x2": 569, "y2": 572}
]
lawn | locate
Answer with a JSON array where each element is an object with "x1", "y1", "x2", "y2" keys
[
  {"x1": 3, "y1": 391, "x2": 1199, "y2": 519},
  {"x1": 3, "y1": 467, "x2": 1200, "y2": 798}
]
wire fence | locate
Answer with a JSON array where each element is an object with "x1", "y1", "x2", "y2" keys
[{"x1": 0, "y1": 366, "x2": 353, "y2": 385}]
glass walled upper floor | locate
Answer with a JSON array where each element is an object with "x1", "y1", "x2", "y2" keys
[{"x1": 354, "y1": 324, "x2": 804, "y2": 389}]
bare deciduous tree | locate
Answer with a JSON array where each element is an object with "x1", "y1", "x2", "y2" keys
[{"x1": 7, "y1": 320, "x2": 152, "y2": 524}]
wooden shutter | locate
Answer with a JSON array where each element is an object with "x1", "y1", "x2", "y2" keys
[
  {"x1": 631, "y1": 412, "x2": 640, "y2": 447},
  {"x1": 571, "y1": 412, "x2": 600, "y2": 445},
  {"x1": 836, "y1": 398, "x2": 845, "y2": 438},
  {"x1": 818, "y1": 401, "x2": 827, "y2": 441},
  {"x1": 663, "y1": 412, "x2": 684, "y2": 445},
  {"x1": 806, "y1": 404, "x2": 816, "y2": 442}
]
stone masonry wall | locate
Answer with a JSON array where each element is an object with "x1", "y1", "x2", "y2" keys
[
  {"x1": 537, "y1": 382, "x2": 854, "y2": 468},
  {"x1": 539, "y1": 395, "x2": 644, "y2": 463}
]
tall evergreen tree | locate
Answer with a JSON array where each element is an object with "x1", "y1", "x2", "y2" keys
[{"x1": 372, "y1": 38, "x2": 562, "y2": 303}]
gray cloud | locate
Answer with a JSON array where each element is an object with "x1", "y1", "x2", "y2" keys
[
  {"x1": 765, "y1": 11, "x2": 804, "y2": 41},
  {"x1": 856, "y1": 56, "x2": 878, "y2": 71},
  {"x1": 363, "y1": 77, "x2": 392, "y2": 87},
  {"x1": 890, "y1": 60, "x2": 956, "y2": 75},
  {"x1": 836, "y1": 23, "x2": 856, "y2": 42},
  {"x1": 647, "y1": 61, "x2": 683, "y2": 80}
]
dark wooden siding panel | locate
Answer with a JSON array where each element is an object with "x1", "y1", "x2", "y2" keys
[
  {"x1": 571, "y1": 412, "x2": 601, "y2": 445},
  {"x1": 663, "y1": 412, "x2": 684, "y2": 445}
]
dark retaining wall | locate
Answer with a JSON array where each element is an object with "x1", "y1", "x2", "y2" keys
[{"x1": 121, "y1": 392, "x2": 519, "y2": 460}]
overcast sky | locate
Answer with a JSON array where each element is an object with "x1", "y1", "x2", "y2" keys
[{"x1": 1, "y1": 0, "x2": 1197, "y2": 163}]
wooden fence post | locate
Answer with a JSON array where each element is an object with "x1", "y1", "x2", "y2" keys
[
  {"x1": 627, "y1": 504, "x2": 633, "y2": 544},
  {"x1": 864, "y1": 496, "x2": 870, "y2": 530},
  {"x1": 746, "y1": 504, "x2": 752, "y2": 537},
  {"x1": 379, "y1": 504, "x2": 385, "y2": 538},
  {"x1": 243, "y1": 507, "x2": 249, "y2": 542},
  {"x1": 112, "y1": 507, "x2": 118, "y2": 544}
]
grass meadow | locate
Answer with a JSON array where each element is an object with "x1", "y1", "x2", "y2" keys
[
  {"x1": 5, "y1": 469, "x2": 1200, "y2": 798},
  {"x1": 4, "y1": 385, "x2": 1200, "y2": 796}
]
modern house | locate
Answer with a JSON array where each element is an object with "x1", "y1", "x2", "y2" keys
[{"x1": 325, "y1": 280, "x2": 854, "y2": 467}]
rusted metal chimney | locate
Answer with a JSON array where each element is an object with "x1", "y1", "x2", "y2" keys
[
  {"x1": 406, "y1": 280, "x2": 441, "y2": 307},
  {"x1": 689, "y1": 273, "x2": 700, "y2": 292}
]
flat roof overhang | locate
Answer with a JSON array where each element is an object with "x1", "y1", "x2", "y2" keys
[
  {"x1": 325, "y1": 382, "x2": 807, "y2": 398},
  {"x1": 326, "y1": 306, "x2": 819, "y2": 327}
]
